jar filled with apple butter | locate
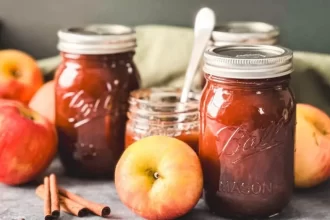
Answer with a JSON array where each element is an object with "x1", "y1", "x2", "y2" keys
[
  {"x1": 125, "y1": 88, "x2": 199, "y2": 153},
  {"x1": 198, "y1": 22, "x2": 280, "y2": 89},
  {"x1": 199, "y1": 45, "x2": 296, "y2": 218},
  {"x1": 54, "y1": 24, "x2": 140, "y2": 178}
]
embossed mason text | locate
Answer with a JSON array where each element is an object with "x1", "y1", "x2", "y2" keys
[{"x1": 217, "y1": 181, "x2": 273, "y2": 195}]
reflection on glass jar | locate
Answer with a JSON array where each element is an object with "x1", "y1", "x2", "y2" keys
[
  {"x1": 125, "y1": 88, "x2": 200, "y2": 153},
  {"x1": 55, "y1": 24, "x2": 141, "y2": 178},
  {"x1": 198, "y1": 22, "x2": 280, "y2": 89},
  {"x1": 199, "y1": 45, "x2": 295, "y2": 218}
]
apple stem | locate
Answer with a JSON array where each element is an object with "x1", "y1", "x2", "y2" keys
[
  {"x1": 312, "y1": 132, "x2": 319, "y2": 146},
  {"x1": 154, "y1": 172, "x2": 160, "y2": 179},
  {"x1": 20, "y1": 111, "x2": 34, "y2": 121},
  {"x1": 10, "y1": 69, "x2": 21, "y2": 78}
]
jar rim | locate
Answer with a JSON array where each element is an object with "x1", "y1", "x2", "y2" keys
[
  {"x1": 129, "y1": 87, "x2": 200, "y2": 108},
  {"x1": 57, "y1": 24, "x2": 137, "y2": 55},
  {"x1": 212, "y1": 21, "x2": 279, "y2": 44},
  {"x1": 127, "y1": 88, "x2": 200, "y2": 126}
]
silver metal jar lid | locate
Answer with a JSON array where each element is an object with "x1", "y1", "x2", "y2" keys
[
  {"x1": 203, "y1": 45, "x2": 293, "y2": 79},
  {"x1": 212, "y1": 21, "x2": 279, "y2": 46},
  {"x1": 57, "y1": 24, "x2": 136, "y2": 54}
]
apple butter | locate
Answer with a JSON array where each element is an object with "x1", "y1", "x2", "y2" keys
[
  {"x1": 200, "y1": 45, "x2": 296, "y2": 218},
  {"x1": 54, "y1": 25, "x2": 140, "y2": 178},
  {"x1": 199, "y1": 22, "x2": 279, "y2": 89},
  {"x1": 125, "y1": 88, "x2": 199, "y2": 153}
]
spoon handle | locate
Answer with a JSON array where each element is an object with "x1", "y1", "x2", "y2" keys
[{"x1": 180, "y1": 30, "x2": 213, "y2": 103}]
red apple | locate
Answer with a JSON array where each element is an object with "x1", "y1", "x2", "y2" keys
[
  {"x1": 29, "y1": 80, "x2": 55, "y2": 124},
  {"x1": 0, "y1": 99, "x2": 57, "y2": 185},
  {"x1": 115, "y1": 136, "x2": 203, "y2": 220},
  {"x1": 0, "y1": 49, "x2": 44, "y2": 104},
  {"x1": 295, "y1": 103, "x2": 330, "y2": 188}
]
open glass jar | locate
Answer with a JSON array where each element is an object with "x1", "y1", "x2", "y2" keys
[{"x1": 125, "y1": 88, "x2": 200, "y2": 153}]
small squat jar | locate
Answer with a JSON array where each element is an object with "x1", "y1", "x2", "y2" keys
[
  {"x1": 125, "y1": 88, "x2": 199, "y2": 153},
  {"x1": 200, "y1": 45, "x2": 296, "y2": 218},
  {"x1": 199, "y1": 22, "x2": 279, "y2": 89},
  {"x1": 55, "y1": 25, "x2": 140, "y2": 178}
]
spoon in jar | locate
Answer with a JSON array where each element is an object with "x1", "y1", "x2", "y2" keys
[{"x1": 180, "y1": 7, "x2": 216, "y2": 103}]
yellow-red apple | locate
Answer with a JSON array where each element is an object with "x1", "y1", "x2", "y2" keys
[
  {"x1": 29, "y1": 80, "x2": 55, "y2": 124},
  {"x1": 0, "y1": 99, "x2": 57, "y2": 185},
  {"x1": 295, "y1": 103, "x2": 330, "y2": 188},
  {"x1": 115, "y1": 136, "x2": 203, "y2": 220},
  {"x1": 0, "y1": 49, "x2": 44, "y2": 104}
]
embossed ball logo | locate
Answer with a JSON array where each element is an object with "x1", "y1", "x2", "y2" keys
[{"x1": 215, "y1": 115, "x2": 288, "y2": 165}]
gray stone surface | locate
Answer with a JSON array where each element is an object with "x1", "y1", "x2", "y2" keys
[{"x1": 1, "y1": 159, "x2": 330, "y2": 220}]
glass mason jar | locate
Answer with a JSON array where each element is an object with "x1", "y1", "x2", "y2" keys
[
  {"x1": 199, "y1": 45, "x2": 296, "y2": 218},
  {"x1": 125, "y1": 88, "x2": 199, "y2": 153},
  {"x1": 198, "y1": 22, "x2": 279, "y2": 89},
  {"x1": 54, "y1": 24, "x2": 141, "y2": 178}
]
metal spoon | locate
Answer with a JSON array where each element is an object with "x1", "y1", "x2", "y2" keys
[{"x1": 180, "y1": 7, "x2": 216, "y2": 103}]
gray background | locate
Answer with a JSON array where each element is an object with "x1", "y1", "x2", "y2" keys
[{"x1": 0, "y1": 0, "x2": 329, "y2": 59}]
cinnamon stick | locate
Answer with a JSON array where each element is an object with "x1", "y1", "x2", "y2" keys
[
  {"x1": 49, "y1": 174, "x2": 60, "y2": 217},
  {"x1": 43, "y1": 177, "x2": 53, "y2": 220},
  {"x1": 36, "y1": 185, "x2": 88, "y2": 217},
  {"x1": 58, "y1": 187, "x2": 111, "y2": 217}
]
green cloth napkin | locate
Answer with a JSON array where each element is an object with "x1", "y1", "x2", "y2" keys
[{"x1": 37, "y1": 25, "x2": 330, "y2": 115}]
